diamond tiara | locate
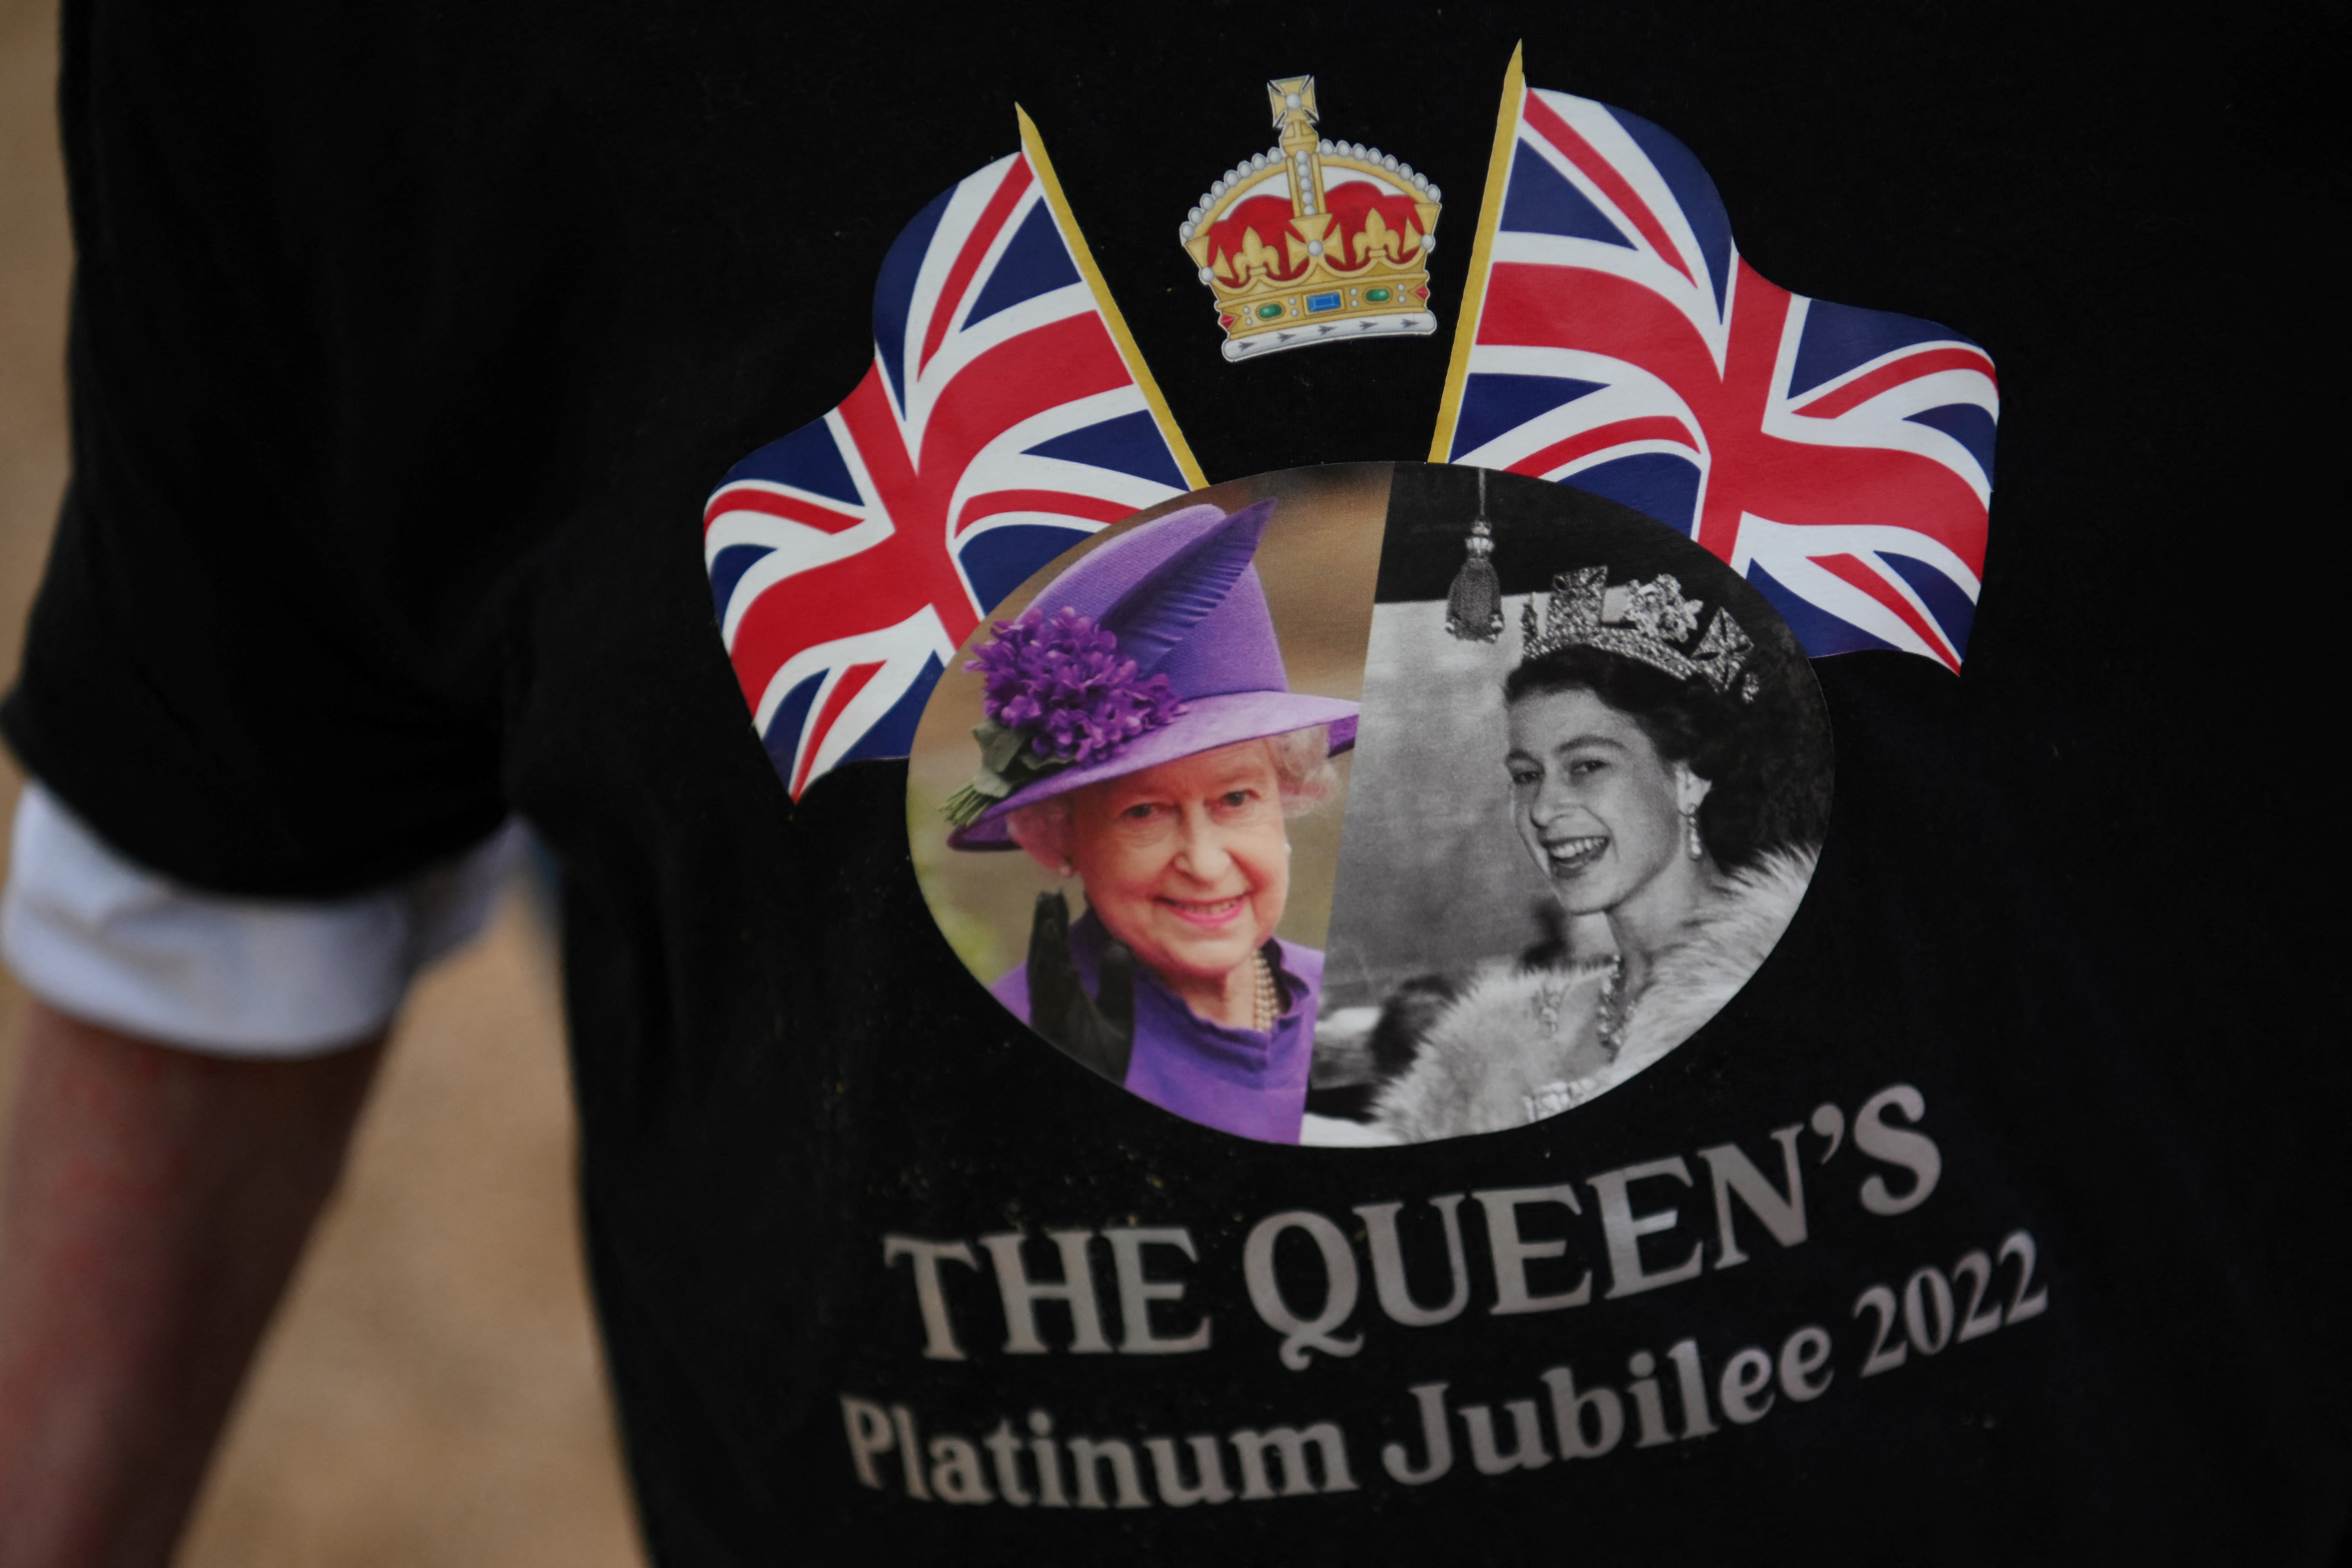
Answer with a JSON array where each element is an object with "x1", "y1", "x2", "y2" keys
[{"x1": 1521, "y1": 567, "x2": 1760, "y2": 702}]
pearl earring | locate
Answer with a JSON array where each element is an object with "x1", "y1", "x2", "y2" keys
[{"x1": 1683, "y1": 807, "x2": 1705, "y2": 861}]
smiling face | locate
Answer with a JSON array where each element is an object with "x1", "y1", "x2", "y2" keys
[
  {"x1": 1065, "y1": 740, "x2": 1291, "y2": 1008},
  {"x1": 1507, "y1": 687, "x2": 1697, "y2": 918}
]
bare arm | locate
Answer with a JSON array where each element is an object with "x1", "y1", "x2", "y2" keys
[{"x1": 0, "y1": 1001, "x2": 382, "y2": 1568}]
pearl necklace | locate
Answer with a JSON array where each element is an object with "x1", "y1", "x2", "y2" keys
[{"x1": 1253, "y1": 951, "x2": 1281, "y2": 1032}]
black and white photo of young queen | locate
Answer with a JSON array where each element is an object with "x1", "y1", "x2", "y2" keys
[{"x1": 1306, "y1": 466, "x2": 1832, "y2": 1145}]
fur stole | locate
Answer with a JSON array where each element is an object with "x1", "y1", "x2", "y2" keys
[{"x1": 1372, "y1": 849, "x2": 1817, "y2": 1143}]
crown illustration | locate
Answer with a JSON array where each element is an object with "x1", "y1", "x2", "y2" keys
[
  {"x1": 1177, "y1": 76, "x2": 1441, "y2": 362},
  {"x1": 1522, "y1": 567, "x2": 1760, "y2": 703}
]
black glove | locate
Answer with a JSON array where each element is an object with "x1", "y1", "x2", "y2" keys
[{"x1": 1026, "y1": 890, "x2": 1134, "y2": 1086}]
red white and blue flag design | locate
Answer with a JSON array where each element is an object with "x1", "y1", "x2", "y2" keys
[
  {"x1": 706, "y1": 123, "x2": 1203, "y2": 798},
  {"x1": 1435, "y1": 63, "x2": 1997, "y2": 670}
]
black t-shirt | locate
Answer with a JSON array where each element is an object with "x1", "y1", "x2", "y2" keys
[{"x1": 8, "y1": 3, "x2": 2342, "y2": 1561}]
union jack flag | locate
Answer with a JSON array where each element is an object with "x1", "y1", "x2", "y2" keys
[
  {"x1": 1434, "y1": 57, "x2": 1997, "y2": 670},
  {"x1": 706, "y1": 117, "x2": 1203, "y2": 798}
]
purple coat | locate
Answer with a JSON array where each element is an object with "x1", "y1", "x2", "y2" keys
[{"x1": 992, "y1": 910, "x2": 1321, "y2": 1145}]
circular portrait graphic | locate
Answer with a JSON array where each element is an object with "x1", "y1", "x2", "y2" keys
[{"x1": 908, "y1": 463, "x2": 1832, "y2": 1148}]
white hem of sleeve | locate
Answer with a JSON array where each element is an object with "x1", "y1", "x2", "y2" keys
[{"x1": 0, "y1": 782, "x2": 519, "y2": 1059}]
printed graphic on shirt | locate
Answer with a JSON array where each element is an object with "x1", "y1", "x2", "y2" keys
[
  {"x1": 1436, "y1": 48, "x2": 1997, "y2": 670},
  {"x1": 705, "y1": 112, "x2": 1203, "y2": 800},
  {"x1": 1316, "y1": 464, "x2": 1830, "y2": 1144},
  {"x1": 906, "y1": 462, "x2": 1828, "y2": 1149},
  {"x1": 706, "y1": 53, "x2": 1993, "y2": 821},
  {"x1": 908, "y1": 466, "x2": 1382, "y2": 1146},
  {"x1": 1178, "y1": 75, "x2": 1443, "y2": 360}
]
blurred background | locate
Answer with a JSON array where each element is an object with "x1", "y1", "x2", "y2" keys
[{"x1": 0, "y1": 1, "x2": 647, "y2": 1560}]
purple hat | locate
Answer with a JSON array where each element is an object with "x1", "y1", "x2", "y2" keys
[{"x1": 945, "y1": 499, "x2": 1358, "y2": 850}]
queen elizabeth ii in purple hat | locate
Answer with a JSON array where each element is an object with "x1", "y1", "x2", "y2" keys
[{"x1": 945, "y1": 499, "x2": 1357, "y2": 1144}]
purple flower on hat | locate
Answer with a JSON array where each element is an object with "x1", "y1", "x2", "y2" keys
[
  {"x1": 966, "y1": 606, "x2": 1184, "y2": 767},
  {"x1": 943, "y1": 498, "x2": 1358, "y2": 842},
  {"x1": 941, "y1": 603, "x2": 1194, "y2": 829}
]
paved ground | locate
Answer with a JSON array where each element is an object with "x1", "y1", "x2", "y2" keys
[{"x1": 0, "y1": 1, "x2": 647, "y2": 1559}]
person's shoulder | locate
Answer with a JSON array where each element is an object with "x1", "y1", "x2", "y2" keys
[
  {"x1": 987, "y1": 964, "x2": 1031, "y2": 1022},
  {"x1": 1272, "y1": 937, "x2": 1323, "y2": 990},
  {"x1": 1627, "y1": 846, "x2": 1818, "y2": 1058},
  {"x1": 1724, "y1": 847, "x2": 1818, "y2": 919},
  {"x1": 1676, "y1": 848, "x2": 1817, "y2": 983},
  {"x1": 1373, "y1": 961, "x2": 1612, "y2": 1142}
]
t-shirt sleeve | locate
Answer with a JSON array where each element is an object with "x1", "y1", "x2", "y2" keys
[
  {"x1": 0, "y1": 780, "x2": 517, "y2": 1055},
  {"x1": 0, "y1": 2, "x2": 566, "y2": 898}
]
